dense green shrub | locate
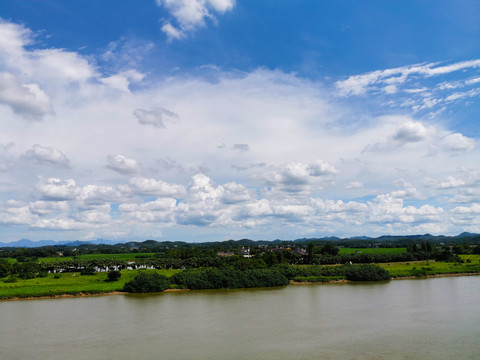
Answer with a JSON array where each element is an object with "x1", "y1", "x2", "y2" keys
[
  {"x1": 3, "y1": 275, "x2": 18, "y2": 283},
  {"x1": 123, "y1": 272, "x2": 170, "y2": 293},
  {"x1": 276, "y1": 264, "x2": 390, "y2": 282},
  {"x1": 80, "y1": 267, "x2": 96, "y2": 276},
  {"x1": 170, "y1": 267, "x2": 289, "y2": 290},
  {"x1": 15, "y1": 261, "x2": 39, "y2": 279},
  {"x1": 344, "y1": 265, "x2": 391, "y2": 281},
  {"x1": 107, "y1": 270, "x2": 121, "y2": 282},
  {"x1": 0, "y1": 259, "x2": 13, "y2": 278}
]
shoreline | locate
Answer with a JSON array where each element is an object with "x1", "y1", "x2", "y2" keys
[
  {"x1": 391, "y1": 272, "x2": 480, "y2": 280},
  {"x1": 2, "y1": 272, "x2": 479, "y2": 302}
]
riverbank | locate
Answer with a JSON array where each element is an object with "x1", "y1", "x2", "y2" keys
[{"x1": 2, "y1": 271, "x2": 479, "y2": 301}]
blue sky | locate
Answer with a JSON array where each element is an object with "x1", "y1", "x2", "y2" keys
[{"x1": 0, "y1": 0, "x2": 480, "y2": 243}]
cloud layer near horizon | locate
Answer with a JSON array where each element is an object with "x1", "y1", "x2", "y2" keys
[{"x1": 1, "y1": 19, "x2": 480, "y2": 242}]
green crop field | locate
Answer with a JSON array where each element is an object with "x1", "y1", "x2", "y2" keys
[
  {"x1": 0, "y1": 269, "x2": 179, "y2": 299},
  {"x1": 339, "y1": 248, "x2": 407, "y2": 254}
]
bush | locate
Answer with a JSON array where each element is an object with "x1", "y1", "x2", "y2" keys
[
  {"x1": 344, "y1": 265, "x2": 391, "y2": 281},
  {"x1": 37, "y1": 270, "x2": 48, "y2": 278},
  {"x1": 80, "y1": 267, "x2": 96, "y2": 276},
  {"x1": 170, "y1": 267, "x2": 289, "y2": 290},
  {"x1": 123, "y1": 272, "x2": 170, "y2": 293},
  {"x1": 3, "y1": 275, "x2": 18, "y2": 283},
  {"x1": 107, "y1": 270, "x2": 121, "y2": 282}
]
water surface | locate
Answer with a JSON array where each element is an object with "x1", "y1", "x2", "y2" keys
[{"x1": 1, "y1": 276, "x2": 479, "y2": 359}]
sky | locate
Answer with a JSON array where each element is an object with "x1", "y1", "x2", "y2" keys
[{"x1": 1, "y1": 0, "x2": 480, "y2": 243}]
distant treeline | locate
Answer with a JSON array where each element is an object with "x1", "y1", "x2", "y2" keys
[{"x1": 1, "y1": 233, "x2": 480, "y2": 256}]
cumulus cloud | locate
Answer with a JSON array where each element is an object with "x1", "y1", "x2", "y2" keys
[
  {"x1": 23, "y1": 144, "x2": 70, "y2": 168},
  {"x1": 100, "y1": 69, "x2": 145, "y2": 93},
  {"x1": 438, "y1": 176, "x2": 466, "y2": 189},
  {"x1": 440, "y1": 133, "x2": 475, "y2": 154},
  {"x1": 0, "y1": 72, "x2": 53, "y2": 120},
  {"x1": 307, "y1": 159, "x2": 341, "y2": 176},
  {"x1": 106, "y1": 154, "x2": 140, "y2": 174},
  {"x1": 263, "y1": 160, "x2": 340, "y2": 193},
  {"x1": 133, "y1": 107, "x2": 179, "y2": 128},
  {"x1": 120, "y1": 177, "x2": 186, "y2": 197},
  {"x1": 119, "y1": 198, "x2": 176, "y2": 223},
  {"x1": 36, "y1": 178, "x2": 78, "y2": 201},
  {"x1": 29, "y1": 200, "x2": 69, "y2": 216},
  {"x1": 78, "y1": 185, "x2": 122, "y2": 205},
  {"x1": 158, "y1": 0, "x2": 235, "y2": 40},
  {"x1": 392, "y1": 121, "x2": 428, "y2": 144}
]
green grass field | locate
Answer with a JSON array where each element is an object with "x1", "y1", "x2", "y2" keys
[
  {"x1": 338, "y1": 248, "x2": 407, "y2": 254},
  {"x1": 0, "y1": 269, "x2": 179, "y2": 299},
  {"x1": 379, "y1": 255, "x2": 480, "y2": 277}
]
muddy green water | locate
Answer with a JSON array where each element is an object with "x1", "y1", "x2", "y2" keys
[{"x1": 1, "y1": 276, "x2": 479, "y2": 359}]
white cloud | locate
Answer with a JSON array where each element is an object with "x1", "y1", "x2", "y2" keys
[
  {"x1": 119, "y1": 198, "x2": 176, "y2": 223},
  {"x1": 158, "y1": 0, "x2": 235, "y2": 40},
  {"x1": 161, "y1": 23, "x2": 186, "y2": 40},
  {"x1": 36, "y1": 178, "x2": 78, "y2": 201},
  {"x1": 100, "y1": 69, "x2": 145, "y2": 93},
  {"x1": 307, "y1": 159, "x2": 341, "y2": 176},
  {"x1": 29, "y1": 200, "x2": 69, "y2": 215},
  {"x1": 392, "y1": 121, "x2": 428, "y2": 144},
  {"x1": 336, "y1": 59, "x2": 480, "y2": 96},
  {"x1": 120, "y1": 177, "x2": 186, "y2": 197},
  {"x1": 0, "y1": 72, "x2": 53, "y2": 120},
  {"x1": 0, "y1": 142, "x2": 15, "y2": 171},
  {"x1": 133, "y1": 107, "x2": 179, "y2": 128},
  {"x1": 440, "y1": 133, "x2": 475, "y2": 154},
  {"x1": 78, "y1": 185, "x2": 122, "y2": 205},
  {"x1": 23, "y1": 144, "x2": 70, "y2": 167},
  {"x1": 106, "y1": 154, "x2": 140, "y2": 174},
  {"x1": 438, "y1": 176, "x2": 466, "y2": 189},
  {"x1": 346, "y1": 181, "x2": 363, "y2": 190},
  {"x1": 262, "y1": 160, "x2": 340, "y2": 194}
]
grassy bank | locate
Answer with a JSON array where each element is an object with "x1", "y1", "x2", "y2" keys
[{"x1": 0, "y1": 269, "x2": 179, "y2": 299}]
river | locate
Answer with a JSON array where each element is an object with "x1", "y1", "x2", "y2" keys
[{"x1": 1, "y1": 276, "x2": 479, "y2": 359}]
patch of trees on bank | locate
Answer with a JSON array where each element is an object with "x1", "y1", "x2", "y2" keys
[{"x1": 122, "y1": 264, "x2": 391, "y2": 293}]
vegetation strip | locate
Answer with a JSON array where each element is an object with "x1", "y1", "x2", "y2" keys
[{"x1": 1, "y1": 240, "x2": 479, "y2": 300}]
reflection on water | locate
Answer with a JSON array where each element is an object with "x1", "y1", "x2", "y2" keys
[{"x1": 1, "y1": 277, "x2": 479, "y2": 360}]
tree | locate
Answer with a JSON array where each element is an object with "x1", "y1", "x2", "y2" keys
[
  {"x1": 0, "y1": 259, "x2": 12, "y2": 278},
  {"x1": 306, "y1": 242, "x2": 314, "y2": 264},
  {"x1": 107, "y1": 270, "x2": 121, "y2": 282},
  {"x1": 320, "y1": 243, "x2": 339, "y2": 256},
  {"x1": 123, "y1": 272, "x2": 170, "y2": 293}
]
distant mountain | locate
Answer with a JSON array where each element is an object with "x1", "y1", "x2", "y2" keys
[
  {"x1": 0, "y1": 239, "x2": 57, "y2": 247},
  {"x1": 0, "y1": 238, "x2": 125, "y2": 248},
  {"x1": 455, "y1": 232, "x2": 479, "y2": 238},
  {"x1": 1, "y1": 232, "x2": 479, "y2": 249},
  {"x1": 348, "y1": 236, "x2": 372, "y2": 240}
]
